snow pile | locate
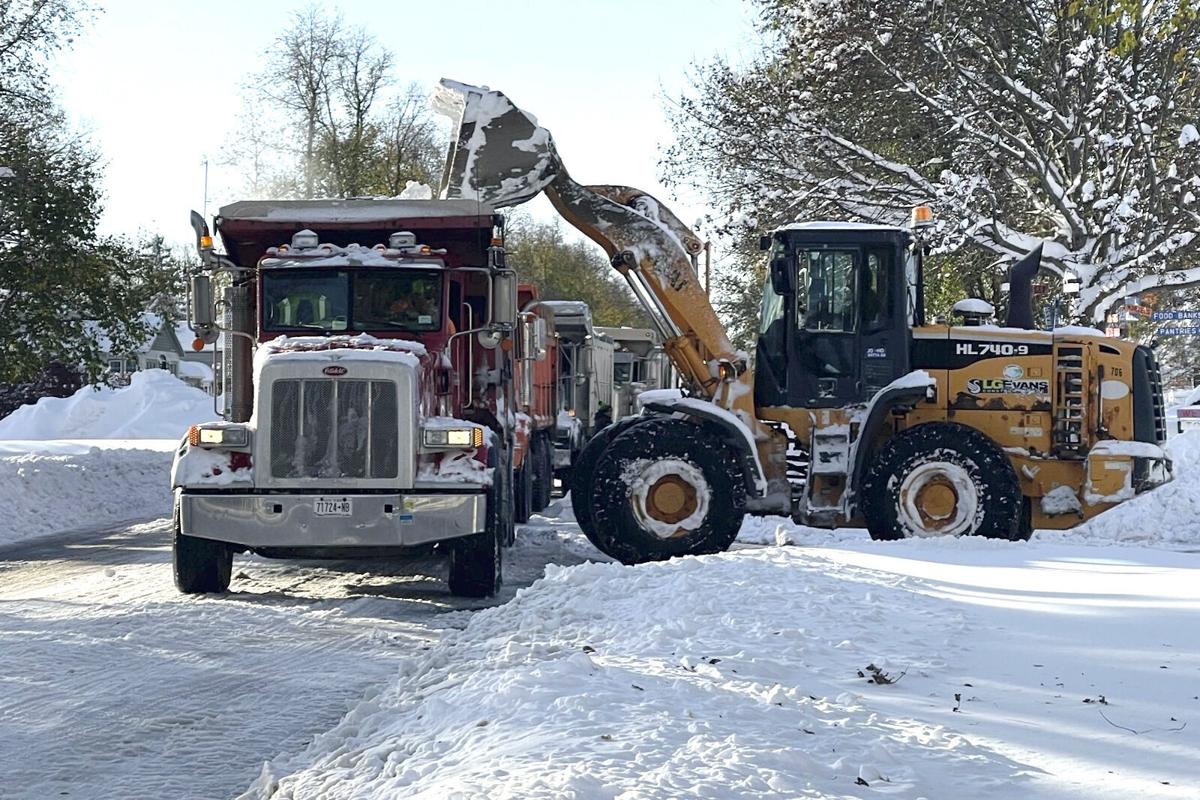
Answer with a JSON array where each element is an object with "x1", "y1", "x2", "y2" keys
[
  {"x1": 0, "y1": 445, "x2": 173, "y2": 546},
  {"x1": 1057, "y1": 430, "x2": 1200, "y2": 545},
  {"x1": 398, "y1": 180, "x2": 433, "y2": 200},
  {"x1": 243, "y1": 548, "x2": 1027, "y2": 799},
  {"x1": 0, "y1": 370, "x2": 215, "y2": 440},
  {"x1": 745, "y1": 433, "x2": 1200, "y2": 548}
]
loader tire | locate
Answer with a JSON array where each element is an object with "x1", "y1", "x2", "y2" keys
[
  {"x1": 569, "y1": 416, "x2": 643, "y2": 533},
  {"x1": 585, "y1": 417, "x2": 745, "y2": 564},
  {"x1": 861, "y1": 422, "x2": 1024, "y2": 541},
  {"x1": 173, "y1": 505, "x2": 233, "y2": 594}
]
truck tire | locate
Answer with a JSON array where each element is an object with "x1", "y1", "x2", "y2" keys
[
  {"x1": 530, "y1": 434, "x2": 551, "y2": 513},
  {"x1": 514, "y1": 459, "x2": 532, "y2": 524},
  {"x1": 172, "y1": 505, "x2": 233, "y2": 594},
  {"x1": 861, "y1": 422, "x2": 1025, "y2": 541},
  {"x1": 448, "y1": 483, "x2": 505, "y2": 598},
  {"x1": 540, "y1": 435, "x2": 554, "y2": 508},
  {"x1": 584, "y1": 417, "x2": 745, "y2": 564}
]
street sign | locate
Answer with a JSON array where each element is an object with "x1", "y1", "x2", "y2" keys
[
  {"x1": 1159, "y1": 326, "x2": 1200, "y2": 335},
  {"x1": 1151, "y1": 310, "x2": 1200, "y2": 321}
]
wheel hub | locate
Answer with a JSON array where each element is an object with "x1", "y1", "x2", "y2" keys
[
  {"x1": 897, "y1": 461, "x2": 978, "y2": 537},
  {"x1": 915, "y1": 479, "x2": 957, "y2": 522},
  {"x1": 646, "y1": 474, "x2": 698, "y2": 524},
  {"x1": 628, "y1": 458, "x2": 711, "y2": 540}
]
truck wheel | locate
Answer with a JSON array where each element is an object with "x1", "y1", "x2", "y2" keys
[
  {"x1": 530, "y1": 434, "x2": 551, "y2": 513},
  {"x1": 584, "y1": 417, "x2": 745, "y2": 564},
  {"x1": 172, "y1": 506, "x2": 232, "y2": 594},
  {"x1": 861, "y1": 422, "x2": 1023, "y2": 541},
  {"x1": 448, "y1": 485, "x2": 504, "y2": 598},
  {"x1": 514, "y1": 460, "x2": 532, "y2": 524}
]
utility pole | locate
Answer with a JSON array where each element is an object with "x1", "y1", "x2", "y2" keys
[{"x1": 201, "y1": 156, "x2": 209, "y2": 222}]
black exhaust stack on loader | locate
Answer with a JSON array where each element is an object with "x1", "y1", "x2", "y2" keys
[{"x1": 1005, "y1": 244, "x2": 1042, "y2": 330}]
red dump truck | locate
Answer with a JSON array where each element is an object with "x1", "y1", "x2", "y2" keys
[{"x1": 172, "y1": 199, "x2": 556, "y2": 597}]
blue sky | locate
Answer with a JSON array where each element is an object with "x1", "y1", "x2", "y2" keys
[{"x1": 54, "y1": 0, "x2": 758, "y2": 246}]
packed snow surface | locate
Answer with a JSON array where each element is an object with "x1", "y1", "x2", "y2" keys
[{"x1": 0, "y1": 369, "x2": 215, "y2": 440}]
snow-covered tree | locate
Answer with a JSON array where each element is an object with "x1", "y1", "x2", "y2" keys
[
  {"x1": 666, "y1": 0, "x2": 1200, "y2": 322},
  {"x1": 0, "y1": 2, "x2": 182, "y2": 384},
  {"x1": 223, "y1": 7, "x2": 442, "y2": 200}
]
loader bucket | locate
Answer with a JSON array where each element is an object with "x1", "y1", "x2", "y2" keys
[{"x1": 432, "y1": 79, "x2": 561, "y2": 208}]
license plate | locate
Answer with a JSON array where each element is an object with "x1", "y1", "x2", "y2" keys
[{"x1": 313, "y1": 497, "x2": 352, "y2": 516}]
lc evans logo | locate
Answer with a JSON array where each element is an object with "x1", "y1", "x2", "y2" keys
[
  {"x1": 967, "y1": 364, "x2": 1048, "y2": 395},
  {"x1": 322, "y1": 365, "x2": 348, "y2": 376}
]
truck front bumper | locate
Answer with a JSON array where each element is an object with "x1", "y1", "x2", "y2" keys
[{"x1": 178, "y1": 491, "x2": 487, "y2": 549}]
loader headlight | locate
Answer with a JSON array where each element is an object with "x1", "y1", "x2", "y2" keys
[
  {"x1": 189, "y1": 424, "x2": 250, "y2": 448},
  {"x1": 423, "y1": 426, "x2": 484, "y2": 448}
]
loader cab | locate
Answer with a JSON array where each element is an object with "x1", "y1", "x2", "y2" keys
[{"x1": 755, "y1": 223, "x2": 916, "y2": 408}]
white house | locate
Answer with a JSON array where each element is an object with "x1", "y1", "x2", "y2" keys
[{"x1": 90, "y1": 313, "x2": 184, "y2": 382}]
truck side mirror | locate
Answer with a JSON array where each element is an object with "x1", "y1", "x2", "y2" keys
[
  {"x1": 770, "y1": 255, "x2": 794, "y2": 296},
  {"x1": 492, "y1": 270, "x2": 517, "y2": 327},
  {"x1": 534, "y1": 317, "x2": 547, "y2": 360},
  {"x1": 191, "y1": 274, "x2": 214, "y2": 328}
]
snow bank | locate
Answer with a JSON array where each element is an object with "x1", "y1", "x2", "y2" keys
[
  {"x1": 1046, "y1": 430, "x2": 1200, "y2": 545},
  {"x1": 745, "y1": 432, "x2": 1200, "y2": 548},
  {"x1": 0, "y1": 446, "x2": 173, "y2": 547},
  {"x1": 243, "y1": 548, "x2": 1026, "y2": 799},
  {"x1": 0, "y1": 370, "x2": 215, "y2": 440}
]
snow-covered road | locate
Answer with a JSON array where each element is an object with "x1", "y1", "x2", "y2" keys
[{"x1": 0, "y1": 507, "x2": 599, "y2": 800}]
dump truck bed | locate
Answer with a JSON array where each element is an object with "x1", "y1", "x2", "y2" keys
[{"x1": 216, "y1": 198, "x2": 497, "y2": 268}]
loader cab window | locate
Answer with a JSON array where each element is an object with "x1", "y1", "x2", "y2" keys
[
  {"x1": 863, "y1": 248, "x2": 894, "y2": 332},
  {"x1": 802, "y1": 250, "x2": 857, "y2": 332}
]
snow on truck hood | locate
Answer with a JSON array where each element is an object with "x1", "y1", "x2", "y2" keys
[{"x1": 255, "y1": 335, "x2": 426, "y2": 375}]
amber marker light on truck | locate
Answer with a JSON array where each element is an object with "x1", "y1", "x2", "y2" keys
[
  {"x1": 189, "y1": 425, "x2": 250, "y2": 448},
  {"x1": 423, "y1": 427, "x2": 482, "y2": 448}
]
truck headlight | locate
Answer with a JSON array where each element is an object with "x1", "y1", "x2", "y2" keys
[
  {"x1": 423, "y1": 427, "x2": 484, "y2": 448},
  {"x1": 188, "y1": 424, "x2": 250, "y2": 448}
]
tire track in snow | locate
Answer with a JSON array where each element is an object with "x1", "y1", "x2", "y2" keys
[{"x1": 0, "y1": 512, "x2": 598, "y2": 800}]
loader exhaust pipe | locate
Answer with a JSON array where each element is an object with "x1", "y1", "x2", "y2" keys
[{"x1": 1005, "y1": 244, "x2": 1042, "y2": 330}]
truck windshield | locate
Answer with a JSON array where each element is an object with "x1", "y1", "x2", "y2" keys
[{"x1": 262, "y1": 269, "x2": 443, "y2": 333}]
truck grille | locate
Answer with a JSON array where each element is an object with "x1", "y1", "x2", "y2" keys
[{"x1": 269, "y1": 379, "x2": 398, "y2": 479}]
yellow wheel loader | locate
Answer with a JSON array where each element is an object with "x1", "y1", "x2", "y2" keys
[{"x1": 434, "y1": 79, "x2": 1172, "y2": 563}]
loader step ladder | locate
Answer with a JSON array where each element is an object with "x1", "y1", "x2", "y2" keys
[
  {"x1": 1053, "y1": 345, "x2": 1087, "y2": 458},
  {"x1": 803, "y1": 427, "x2": 851, "y2": 523}
]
